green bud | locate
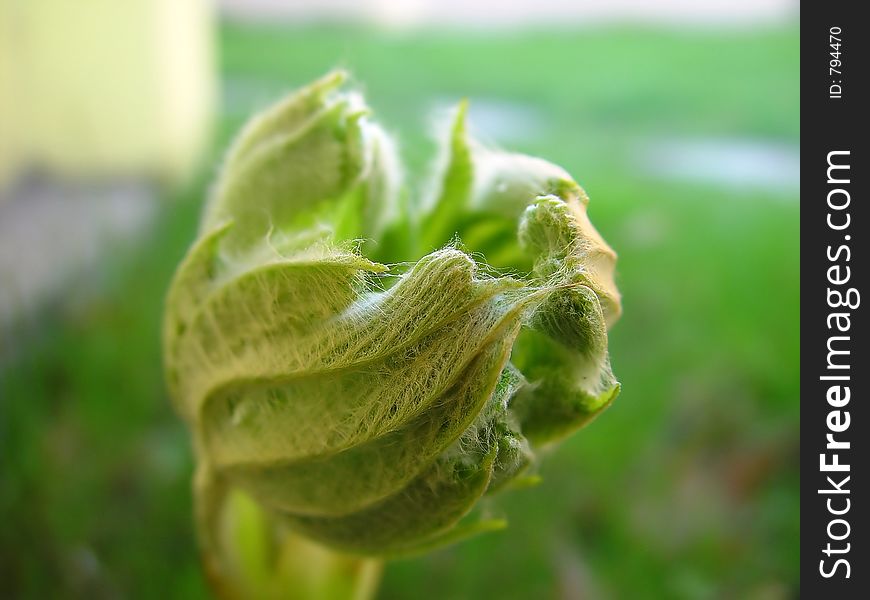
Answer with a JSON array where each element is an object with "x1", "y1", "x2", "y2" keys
[{"x1": 163, "y1": 73, "x2": 622, "y2": 588}]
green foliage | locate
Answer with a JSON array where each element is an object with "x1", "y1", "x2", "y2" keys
[
  {"x1": 163, "y1": 72, "x2": 622, "y2": 587},
  {"x1": 1, "y1": 23, "x2": 799, "y2": 599}
]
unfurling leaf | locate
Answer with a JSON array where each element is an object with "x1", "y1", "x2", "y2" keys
[{"x1": 164, "y1": 71, "x2": 622, "y2": 584}]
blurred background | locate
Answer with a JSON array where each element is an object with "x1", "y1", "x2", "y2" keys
[{"x1": 0, "y1": 0, "x2": 798, "y2": 598}]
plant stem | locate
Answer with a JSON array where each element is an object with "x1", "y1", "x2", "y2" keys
[{"x1": 197, "y1": 473, "x2": 383, "y2": 600}]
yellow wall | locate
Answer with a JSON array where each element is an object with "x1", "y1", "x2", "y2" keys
[{"x1": 0, "y1": 0, "x2": 215, "y2": 189}]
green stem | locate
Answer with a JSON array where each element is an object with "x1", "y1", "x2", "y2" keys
[
  {"x1": 273, "y1": 531, "x2": 383, "y2": 600},
  {"x1": 196, "y1": 472, "x2": 383, "y2": 600}
]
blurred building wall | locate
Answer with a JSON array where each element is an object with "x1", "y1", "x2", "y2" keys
[
  {"x1": 0, "y1": 0, "x2": 215, "y2": 191},
  {"x1": 219, "y1": 0, "x2": 796, "y2": 27}
]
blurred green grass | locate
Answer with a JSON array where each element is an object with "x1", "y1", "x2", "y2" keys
[{"x1": 1, "y1": 23, "x2": 798, "y2": 599}]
